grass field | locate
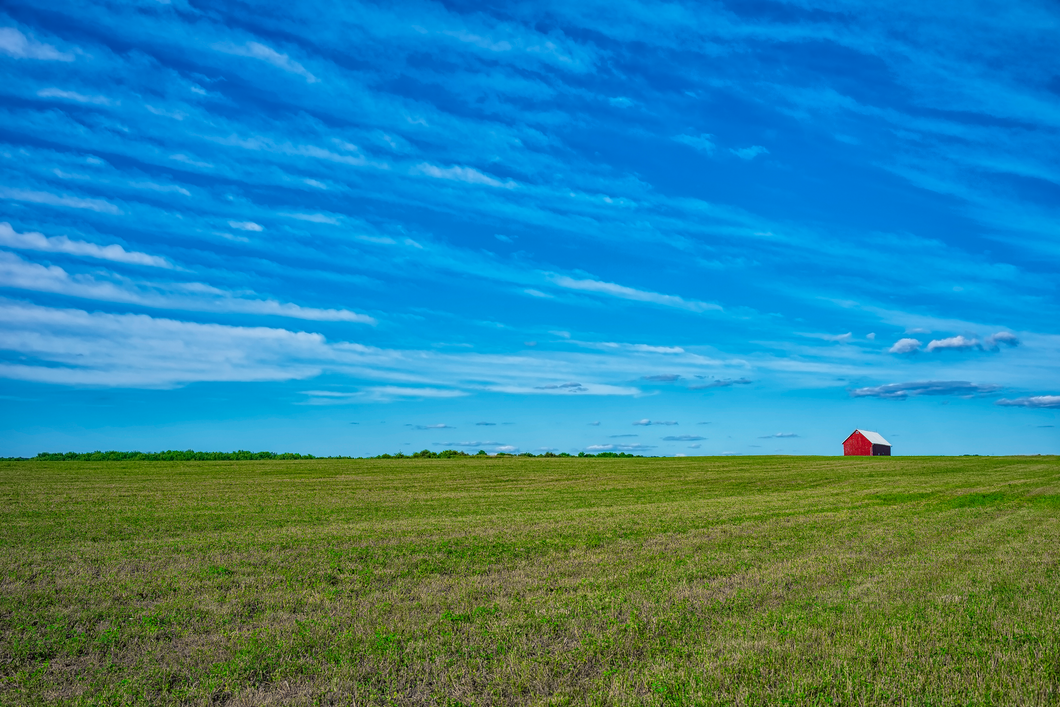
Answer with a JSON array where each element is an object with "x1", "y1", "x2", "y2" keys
[{"x1": 1, "y1": 456, "x2": 1058, "y2": 705}]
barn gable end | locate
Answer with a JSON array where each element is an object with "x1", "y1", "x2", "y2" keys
[{"x1": 843, "y1": 429, "x2": 892, "y2": 456}]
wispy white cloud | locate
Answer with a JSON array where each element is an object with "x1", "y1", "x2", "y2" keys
[
  {"x1": 228, "y1": 220, "x2": 263, "y2": 232},
  {"x1": 586, "y1": 443, "x2": 654, "y2": 451},
  {"x1": 568, "y1": 340, "x2": 687, "y2": 354},
  {"x1": 0, "y1": 187, "x2": 120, "y2": 214},
  {"x1": 0, "y1": 223, "x2": 171, "y2": 268},
  {"x1": 357, "y1": 235, "x2": 398, "y2": 245},
  {"x1": 217, "y1": 232, "x2": 250, "y2": 243},
  {"x1": 730, "y1": 145, "x2": 769, "y2": 160},
  {"x1": 417, "y1": 12, "x2": 598, "y2": 73},
  {"x1": 37, "y1": 88, "x2": 110, "y2": 105},
  {"x1": 129, "y1": 181, "x2": 191, "y2": 197},
  {"x1": 534, "y1": 381, "x2": 586, "y2": 391},
  {"x1": 0, "y1": 28, "x2": 73, "y2": 61},
  {"x1": 850, "y1": 380, "x2": 1001, "y2": 399},
  {"x1": 283, "y1": 212, "x2": 340, "y2": 225},
  {"x1": 295, "y1": 390, "x2": 359, "y2": 405},
  {"x1": 299, "y1": 387, "x2": 468, "y2": 403},
  {"x1": 370, "y1": 387, "x2": 466, "y2": 399},
  {"x1": 208, "y1": 134, "x2": 373, "y2": 168},
  {"x1": 486, "y1": 382, "x2": 639, "y2": 396},
  {"x1": 996, "y1": 395, "x2": 1060, "y2": 409},
  {"x1": 145, "y1": 105, "x2": 187, "y2": 121},
  {"x1": 413, "y1": 163, "x2": 515, "y2": 188},
  {"x1": 800, "y1": 331, "x2": 852, "y2": 342},
  {"x1": 0, "y1": 251, "x2": 374, "y2": 323},
  {"x1": 213, "y1": 41, "x2": 318, "y2": 83},
  {"x1": 688, "y1": 377, "x2": 751, "y2": 389},
  {"x1": 169, "y1": 154, "x2": 213, "y2": 169},
  {"x1": 632, "y1": 419, "x2": 678, "y2": 426},
  {"x1": 674, "y1": 133, "x2": 716, "y2": 153},
  {"x1": 0, "y1": 300, "x2": 328, "y2": 388},
  {"x1": 629, "y1": 343, "x2": 685, "y2": 353},
  {"x1": 926, "y1": 335, "x2": 978, "y2": 351},
  {"x1": 549, "y1": 275, "x2": 720, "y2": 312},
  {"x1": 442, "y1": 440, "x2": 500, "y2": 447}
]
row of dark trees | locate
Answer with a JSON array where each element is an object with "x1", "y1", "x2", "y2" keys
[
  {"x1": 373, "y1": 450, "x2": 642, "y2": 459},
  {"x1": 4, "y1": 449, "x2": 644, "y2": 461},
  {"x1": 20, "y1": 450, "x2": 321, "y2": 462}
]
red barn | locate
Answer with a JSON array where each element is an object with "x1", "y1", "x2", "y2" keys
[{"x1": 843, "y1": 429, "x2": 891, "y2": 456}]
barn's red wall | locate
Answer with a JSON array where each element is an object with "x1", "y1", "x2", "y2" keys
[{"x1": 843, "y1": 432, "x2": 872, "y2": 456}]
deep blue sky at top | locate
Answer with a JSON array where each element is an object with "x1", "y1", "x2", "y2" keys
[{"x1": 0, "y1": 0, "x2": 1058, "y2": 456}]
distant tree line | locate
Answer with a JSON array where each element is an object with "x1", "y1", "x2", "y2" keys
[
  {"x1": 372, "y1": 449, "x2": 642, "y2": 459},
  {"x1": 13, "y1": 450, "x2": 323, "y2": 462},
  {"x1": 1, "y1": 449, "x2": 645, "y2": 461}
]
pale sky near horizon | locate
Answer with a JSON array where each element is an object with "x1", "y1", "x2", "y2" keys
[{"x1": 1, "y1": 0, "x2": 1058, "y2": 456}]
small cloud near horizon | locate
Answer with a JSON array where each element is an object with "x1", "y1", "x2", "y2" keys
[
  {"x1": 689, "y1": 378, "x2": 751, "y2": 390},
  {"x1": 996, "y1": 395, "x2": 1060, "y2": 409},
  {"x1": 535, "y1": 382, "x2": 585, "y2": 391},
  {"x1": 919, "y1": 332, "x2": 1020, "y2": 353},
  {"x1": 586, "y1": 443, "x2": 655, "y2": 452},
  {"x1": 800, "y1": 332, "x2": 851, "y2": 342},
  {"x1": 889, "y1": 338, "x2": 921, "y2": 354}
]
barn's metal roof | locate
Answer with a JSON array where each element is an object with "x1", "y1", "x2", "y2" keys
[{"x1": 855, "y1": 429, "x2": 891, "y2": 446}]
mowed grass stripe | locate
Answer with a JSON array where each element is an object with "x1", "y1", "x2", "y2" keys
[{"x1": 1, "y1": 456, "x2": 1058, "y2": 705}]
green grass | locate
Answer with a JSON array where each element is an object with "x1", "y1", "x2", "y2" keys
[{"x1": 1, "y1": 455, "x2": 1058, "y2": 705}]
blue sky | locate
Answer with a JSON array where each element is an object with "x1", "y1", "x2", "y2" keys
[{"x1": 1, "y1": 0, "x2": 1058, "y2": 456}]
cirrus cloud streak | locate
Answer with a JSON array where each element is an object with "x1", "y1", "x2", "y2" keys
[{"x1": 850, "y1": 381, "x2": 1002, "y2": 399}]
